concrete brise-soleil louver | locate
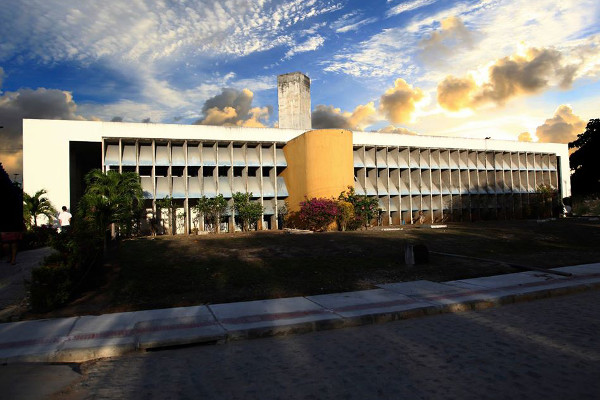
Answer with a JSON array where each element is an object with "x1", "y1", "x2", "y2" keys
[{"x1": 23, "y1": 72, "x2": 571, "y2": 233}]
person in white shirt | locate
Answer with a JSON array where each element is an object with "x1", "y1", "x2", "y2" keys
[{"x1": 58, "y1": 206, "x2": 72, "y2": 232}]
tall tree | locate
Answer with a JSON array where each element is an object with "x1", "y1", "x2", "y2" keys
[
  {"x1": 232, "y1": 192, "x2": 263, "y2": 231},
  {"x1": 569, "y1": 119, "x2": 600, "y2": 196},
  {"x1": 23, "y1": 189, "x2": 56, "y2": 228},
  {"x1": 195, "y1": 195, "x2": 228, "y2": 233}
]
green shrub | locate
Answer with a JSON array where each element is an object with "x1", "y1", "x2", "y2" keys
[
  {"x1": 336, "y1": 200, "x2": 355, "y2": 231},
  {"x1": 29, "y1": 264, "x2": 73, "y2": 312},
  {"x1": 21, "y1": 226, "x2": 58, "y2": 251}
]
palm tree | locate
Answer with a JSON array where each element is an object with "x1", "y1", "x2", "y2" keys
[
  {"x1": 23, "y1": 189, "x2": 56, "y2": 228},
  {"x1": 78, "y1": 169, "x2": 144, "y2": 250}
]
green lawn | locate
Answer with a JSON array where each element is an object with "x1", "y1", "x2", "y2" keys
[{"x1": 103, "y1": 218, "x2": 600, "y2": 312}]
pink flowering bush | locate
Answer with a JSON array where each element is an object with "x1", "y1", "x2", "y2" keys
[{"x1": 298, "y1": 197, "x2": 339, "y2": 231}]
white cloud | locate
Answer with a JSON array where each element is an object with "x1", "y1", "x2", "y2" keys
[
  {"x1": 0, "y1": 0, "x2": 340, "y2": 119},
  {"x1": 0, "y1": 0, "x2": 342, "y2": 64},
  {"x1": 78, "y1": 73, "x2": 277, "y2": 125},
  {"x1": 285, "y1": 35, "x2": 325, "y2": 58},
  {"x1": 335, "y1": 17, "x2": 378, "y2": 33},
  {"x1": 330, "y1": 11, "x2": 378, "y2": 33},
  {"x1": 323, "y1": 29, "x2": 418, "y2": 78},
  {"x1": 0, "y1": 1, "x2": 344, "y2": 126},
  {"x1": 387, "y1": 0, "x2": 437, "y2": 17},
  {"x1": 324, "y1": 0, "x2": 600, "y2": 83},
  {"x1": 77, "y1": 100, "x2": 174, "y2": 124}
]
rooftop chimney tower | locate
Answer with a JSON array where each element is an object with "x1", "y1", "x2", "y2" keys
[{"x1": 278, "y1": 72, "x2": 311, "y2": 130}]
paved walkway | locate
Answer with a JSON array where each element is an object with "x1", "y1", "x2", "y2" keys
[
  {"x1": 0, "y1": 247, "x2": 54, "y2": 321},
  {"x1": 1, "y1": 260, "x2": 599, "y2": 364}
]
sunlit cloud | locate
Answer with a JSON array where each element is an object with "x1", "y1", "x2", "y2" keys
[
  {"x1": 535, "y1": 105, "x2": 586, "y2": 143},
  {"x1": 312, "y1": 102, "x2": 377, "y2": 130},
  {"x1": 0, "y1": 87, "x2": 89, "y2": 175},
  {"x1": 437, "y1": 47, "x2": 583, "y2": 111},
  {"x1": 419, "y1": 16, "x2": 476, "y2": 65},
  {"x1": 194, "y1": 88, "x2": 271, "y2": 127},
  {"x1": 378, "y1": 125, "x2": 419, "y2": 135},
  {"x1": 0, "y1": 149, "x2": 22, "y2": 178},
  {"x1": 518, "y1": 131, "x2": 533, "y2": 142},
  {"x1": 379, "y1": 78, "x2": 424, "y2": 124},
  {"x1": 325, "y1": 0, "x2": 599, "y2": 85}
]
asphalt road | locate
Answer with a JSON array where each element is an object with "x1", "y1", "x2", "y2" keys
[{"x1": 13, "y1": 289, "x2": 590, "y2": 400}]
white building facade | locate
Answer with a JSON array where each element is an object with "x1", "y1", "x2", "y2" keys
[{"x1": 23, "y1": 118, "x2": 570, "y2": 232}]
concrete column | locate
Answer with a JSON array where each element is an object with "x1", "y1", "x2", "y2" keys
[{"x1": 278, "y1": 72, "x2": 311, "y2": 130}]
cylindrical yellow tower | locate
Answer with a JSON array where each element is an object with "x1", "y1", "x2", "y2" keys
[{"x1": 281, "y1": 129, "x2": 354, "y2": 212}]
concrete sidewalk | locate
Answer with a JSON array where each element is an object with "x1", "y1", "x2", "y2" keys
[{"x1": 1, "y1": 263, "x2": 600, "y2": 364}]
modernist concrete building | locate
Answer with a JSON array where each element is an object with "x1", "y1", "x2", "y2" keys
[{"x1": 23, "y1": 72, "x2": 571, "y2": 233}]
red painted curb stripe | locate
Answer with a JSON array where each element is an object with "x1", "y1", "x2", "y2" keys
[{"x1": 220, "y1": 309, "x2": 330, "y2": 325}]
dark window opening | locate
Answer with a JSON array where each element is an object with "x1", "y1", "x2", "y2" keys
[
  {"x1": 233, "y1": 166, "x2": 244, "y2": 177},
  {"x1": 155, "y1": 166, "x2": 168, "y2": 177},
  {"x1": 70, "y1": 141, "x2": 102, "y2": 213},
  {"x1": 188, "y1": 167, "x2": 200, "y2": 177},
  {"x1": 139, "y1": 166, "x2": 152, "y2": 176},
  {"x1": 218, "y1": 166, "x2": 229, "y2": 177},
  {"x1": 172, "y1": 166, "x2": 185, "y2": 176},
  {"x1": 203, "y1": 167, "x2": 215, "y2": 177},
  {"x1": 248, "y1": 166, "x2": 259, "y2": 177}
]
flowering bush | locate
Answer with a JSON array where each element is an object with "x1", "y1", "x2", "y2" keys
[
  {"x1": 298, "y1": 197, "x2": 339, "y2": 231},
  {"x1": 338, "y1": 186, "x2": 380, "y2": 229}
]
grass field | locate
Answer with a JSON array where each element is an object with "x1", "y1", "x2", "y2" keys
[{"x1": 33, "y1": 218, "x2": 600, "y2": 318}]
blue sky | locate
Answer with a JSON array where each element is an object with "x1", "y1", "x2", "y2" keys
[{"x1": 1, "y1": 0, "x2": 599, "y2": 176}]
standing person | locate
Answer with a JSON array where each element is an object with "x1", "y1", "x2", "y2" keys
[{"x1": 58, "y1": 206, "x2": 72, "y2": 232}]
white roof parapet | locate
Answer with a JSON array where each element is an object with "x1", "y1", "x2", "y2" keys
[
  {"x1": 352, "y1": 130, "x2": 567, "y2": 154},
  {"x1": 24, "y1": 119, "x2": 305, "y2": 144}
]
